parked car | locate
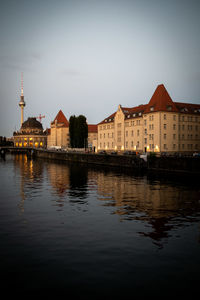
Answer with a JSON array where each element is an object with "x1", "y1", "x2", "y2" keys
[
  {"x1": 123, "y1": 151, "x2": 136, "y2": 155},
  {"x1": 110, "y1": 151, "x2": 117, "y2": 155},
  {"x1": 99, "y1": 150, "x2": 107, "y2": 155}
]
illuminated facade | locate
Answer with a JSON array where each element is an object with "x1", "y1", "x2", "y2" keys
[
  {"x1": 13, "y1": 117, "x2": 47, "y2": 148},
  {"x1": 98, "y1": 84, "x2": 200, "y2": 153}
]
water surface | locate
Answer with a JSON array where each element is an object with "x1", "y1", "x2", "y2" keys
[{"x1": 0, "y1": 154, "x2": 200, "y2": 297}]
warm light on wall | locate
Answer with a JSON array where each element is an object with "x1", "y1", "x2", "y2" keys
[
  {"x1": 35, "y1": 142, "x2": 39, "y2": 147},
  {"x1": 40, "y1": 142, "x2": 43, "y2": 146},
  {"x1": 155, "y1": 145, "x2": 159, "y2": 151},
  {"x1": 19, "y1": 142, "x2": 22, "y2": 147},
  {"x1": 121, "y1": 145, "x2": 124, "y2": 150},
  {"x1": 147, "y1": 145, "x2": 150, "y2": 151},
  {"x1": 16, "y1": 142, "x2": 19, "y2": 146},
  {"x1": 24, "y1": 142, "x2": 27, "y2": 147},
  {"x1": 115, "y1": 145, "x2": 117, "y2": 150}
]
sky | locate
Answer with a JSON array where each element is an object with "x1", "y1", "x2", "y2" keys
[{"x1": 0, "y1": 0, "x2": 200, "y2": 137}]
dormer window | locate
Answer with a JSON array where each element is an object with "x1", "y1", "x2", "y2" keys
[
  {"x1": 167, "y1": 105, "x2": 172, "y2": 111},
  {"x1": 150, "y1": 106, "x2": 154, "y2": 111},
  {"x1": 133, "y1": 113, "x2": 136, "y2": 117},
  {"x1": 139, "y1": 112, "x2": 142, "y2": 116},
  {"x1": 127, "y1": 115, "x2": 130, "y2": 118}
]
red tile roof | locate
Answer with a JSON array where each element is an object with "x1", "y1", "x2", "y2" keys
[
  {"x1": 174, "y1": 102, "x2": 200, "y2": 114},
  {"x1": 52, "y1": 110, "x2": 69, "y2": 127},
  {"x1": 88, "y1": 124, "x2": 98, "y2": 133},
  {"x1": 144, "y1": 84, "x2": 178, "y2": 113},
  {"x1": 98, "y1": 84, "x2": 200, "y2": 126}
]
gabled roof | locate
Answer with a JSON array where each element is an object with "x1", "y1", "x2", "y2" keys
[
  {"x1": 144, "y1": 84, "x2": 178, "y2": 113},
  {"x1": 52, "y1": 110, "x2": 69, "y2": 127},
  {"x1": 98, "y1": 111, "x2": 116, "y2": 125},
  {"x1": 88, "y1": 124, "x2": 98, "y2": 133}
]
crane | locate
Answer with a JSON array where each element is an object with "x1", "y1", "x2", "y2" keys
[{"x1": 36, "y1": 114, "x2": 45, "y2": 123}]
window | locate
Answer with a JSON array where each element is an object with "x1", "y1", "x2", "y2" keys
[
  {"x1": 126, "y1": 141, "x2": 128, "y2": 148},
  {"x1": 173, "y1": 134, "x2": 176, "y2": 139},
  {"x1": 164, "y1": 114, "x2": 166, "y2": 120},
  {"x1": 126, "y1": 131, "x2": 128, "y2": 137},
  {"x1": 164, "y1": 124, "x2": 167, "y2": 129},
  {"x1": 164, "y1": 133, "x2": 166, "y2": 139},
  {"x1": 173, "y1": 124, "x2": 176, "y2": 130},
  {"x1": 164, "y1": 144, "x2": 167, "y2": 149},
  {"x1": 131, "y1": 130, "x2": 134, "y2": 137},
  {"x1": 173, "y1": 115, "x2": 176, "y2": 121},
  {"x1": 137, "y1": 130, "x2": 139, "y2": 136}
]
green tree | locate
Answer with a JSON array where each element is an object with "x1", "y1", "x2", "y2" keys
[{"x1": 69, "y1": 115, "x2": 88, "y2": 148}]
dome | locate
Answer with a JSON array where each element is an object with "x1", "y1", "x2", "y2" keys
[
  {"x1": 21, "y1": 117, "x2": 43, "y2": 130},
  {"x1": 20, "y1": 117, "x2": 44, "y2": 135}
]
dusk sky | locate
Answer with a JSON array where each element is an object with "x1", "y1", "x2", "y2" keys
[{"x1": 0, "y1": 0, "x2": 200, "y2": 137}]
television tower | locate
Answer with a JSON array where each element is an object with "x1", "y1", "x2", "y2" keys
[{"x1": 19, "y1": 72, "x2": 26, "y2": 125}]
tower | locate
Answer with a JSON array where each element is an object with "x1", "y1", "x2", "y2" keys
[{"x1": 19, "y1": 72, "x2": 26, "y2": 125}]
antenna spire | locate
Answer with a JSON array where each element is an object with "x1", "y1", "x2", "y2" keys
[{"x1": 21, "y1": 72, "x2": 24, "y2": 96}]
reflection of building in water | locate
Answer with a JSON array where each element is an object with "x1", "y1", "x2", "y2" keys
[
  {"x1": 96, "y1": 171, "x2": 200, "y2": 247},
  {"x1": 47, "y1": 163, "x2": 70, "y2": 197},
  {"x1": 47, "y1": 162, "x2": 88, "y2": 200},
  {"x1": 13, "y1": 154, "x2": 44, "y2": 213}
]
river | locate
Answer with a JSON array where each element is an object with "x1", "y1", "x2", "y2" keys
[{"x1": 0, "y1": 154, "x2": 200, "y2": 297}]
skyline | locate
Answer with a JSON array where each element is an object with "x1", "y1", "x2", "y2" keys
[{"x1": 0, "y1": 0, "x2": 200, "y2": 137}]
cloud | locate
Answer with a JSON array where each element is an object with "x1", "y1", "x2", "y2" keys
[
  {"x1": 0, "y1": 52, "x2": 42, "y2": 71},
  {"x1": 60, "y1": 68, "x2": 81, "y2": 77}
]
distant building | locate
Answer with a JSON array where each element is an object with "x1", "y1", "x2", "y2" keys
[
  {"x1": 98, "y1": 84, "x2": 200, "y2": 154},
  {"x1": 13, "y1": 117, "x2": 47, "y2": 148}
]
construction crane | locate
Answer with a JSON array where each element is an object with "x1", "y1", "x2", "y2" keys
[{"x1": 36, "y1": 114, "x2": 45, "y2": 123}]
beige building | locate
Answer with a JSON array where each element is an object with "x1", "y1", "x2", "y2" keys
[
  {"x1": 47, "y1": 110, "x2": 70, "y2": 148},
  {"x1": 88, "y1": 124, "x2": 98, "y2": 151},
  {"x1": 98, "y1": 84, "x2": 200, "y2": 154}
]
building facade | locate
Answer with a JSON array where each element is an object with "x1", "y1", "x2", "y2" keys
[
  {"x1": 13, "y1": 117, "x2": 47, "y2": 148},
  {"x1": 98, "y1": 84, "x2": 200, "y2": 154},
  {"x1": 47, "y1": 110, "x2": 70, "y2": 148}
]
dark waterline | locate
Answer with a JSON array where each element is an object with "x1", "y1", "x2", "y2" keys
[{"x1": 0, "y1": 154, "x2": 200, "y2": 297}]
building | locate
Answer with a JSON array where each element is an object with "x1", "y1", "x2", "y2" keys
[
  {"x1": 13, "y1": 117, "x2": 47, "y2": 148},
  {"x1": 88, "y1": 124, "x2": 98, "y2": 151},
  {"x1": 47, "y1": 110, "x2": 70, "y2": 148},
  {"x1": 47, "y1": 110, "x2": 98, "y2": 150},
  {"x1": 98, "y1": 84, "x2": 200, "y2": 154}
]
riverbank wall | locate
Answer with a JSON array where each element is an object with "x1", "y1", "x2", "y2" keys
[
  {"x1": 34, "y1": 149, "x2": 200, "y2": 175},
  {"x1": 35, "y1": 149, "x2": 146, "y2": 170}
]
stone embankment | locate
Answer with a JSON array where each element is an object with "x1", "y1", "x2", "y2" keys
[
  {"x1": 34, "y1": 149, "x2": 200, "y2": 175},
  {"x1": 35, "y1": 149, "x2": 146, "y2": 170}
]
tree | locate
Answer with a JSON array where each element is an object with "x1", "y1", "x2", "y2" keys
[{"x1": 69, "y1": 115, "x2": 88, "y2": 148}]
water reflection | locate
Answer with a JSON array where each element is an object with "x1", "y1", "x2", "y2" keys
[
  {"x1": 13, "y1": 155, "x2": 200, "y2": 247},
  {"x1": 96, "y1": 170, "x2": 200, "y2": 247}
]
